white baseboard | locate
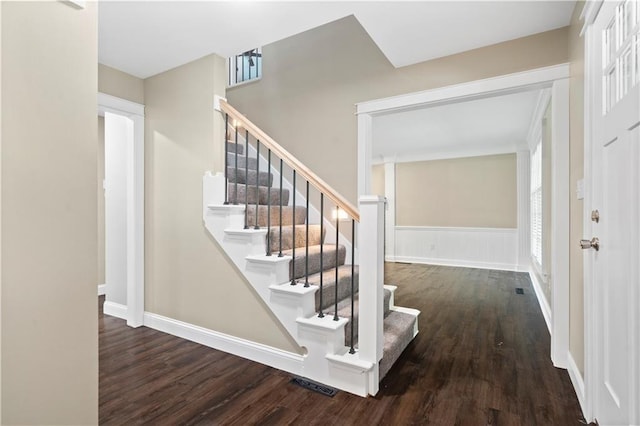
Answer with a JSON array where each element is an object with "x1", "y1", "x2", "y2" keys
[
  {"x1": 98, "y1": 284, "x2": 106, "y2": 296},
  {"x1": 143, "y1": 312, "x2": 305, "y2": 376},
  {"x1": 529, "y1": 270, "x2": 552, "y2": 334},
  {"x1": 103, "y1": 300, "x2": 128, "y2": 320},
  {"x1": 567, "y1": 351, "x2": 587, "y2": 420},
  {"x1": 392, "y1": 256, "x2": 518, "y2": 272}
]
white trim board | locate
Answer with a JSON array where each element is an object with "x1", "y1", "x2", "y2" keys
[
  {"x1": 98, "y1": 93, "x2": 144, "y2": 117},
  {"x1": 529, "y1": 268, "x2": 552, "y2": 335},
  {"x1": 98, "y1": 284, "x2": 106, "y2": 296},
  {"x1": 103, "y1": 301, "x2": 128, "y2": 321},
  {"x1": 567, "y1": 351, "x2": 587, "y2": 420},
  {"x1": 356, "y1": 64, "x2": 570, "y2": 116},
  {"x1": 143, "y1": 312, "x2": 305, "y2": 377}
]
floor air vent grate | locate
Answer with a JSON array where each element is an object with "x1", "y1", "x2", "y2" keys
[
  {"x1": 515, "y1": 288, "x2": 524, "y2": 294},
  {"x1": 291, "y1": 377, "x2": 338, "y2": 397}
]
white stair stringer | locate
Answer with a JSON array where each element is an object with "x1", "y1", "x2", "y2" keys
[{"x1": 203, "y1": 171, "x2": 376, "y2": 396}]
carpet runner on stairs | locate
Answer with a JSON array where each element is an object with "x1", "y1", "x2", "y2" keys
[{"x1": 226, "y1": 141, "x2": 416, "y2": 380}]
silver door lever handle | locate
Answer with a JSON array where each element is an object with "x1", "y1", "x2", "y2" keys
[{"x1": 580, "y1": 237, "x2": 600, "y2": 251}]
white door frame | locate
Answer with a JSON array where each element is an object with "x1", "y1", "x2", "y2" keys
[
  {"x1": 356, "y1": 63, "x2": 571, "y2": 365},
  {"x1": 98, "y1": 93, "x2": 145, "y2": 328}
]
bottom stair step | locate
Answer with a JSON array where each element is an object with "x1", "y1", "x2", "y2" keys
[{"x1": 379, "y1": 310, "x2": 418, "y2": 380}]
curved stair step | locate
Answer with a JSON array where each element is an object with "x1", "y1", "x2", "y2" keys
[
  {"x1": 379, "y1": 310, "x2": 418, "y2": 380},
  {"x1": 247, "y1": 205, "x2": 306, "y2": 227}
]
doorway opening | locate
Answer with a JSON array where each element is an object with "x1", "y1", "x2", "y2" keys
[
  {"x1": 356, "y1": 64, "x2": 571, "y2": 368},
  {"x1": 98, "y1": 93, "x2": 145, "y2": 328}
]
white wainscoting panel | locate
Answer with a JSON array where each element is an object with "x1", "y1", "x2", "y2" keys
[{"x1": 394, "y1": 226, "x2": 518, "y2": 271}]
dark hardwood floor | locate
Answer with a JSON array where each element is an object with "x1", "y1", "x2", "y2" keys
[{"x1": 100, "y1": 263, "x2": 589, "y2": 425}]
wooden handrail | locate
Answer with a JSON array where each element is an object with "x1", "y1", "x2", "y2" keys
[{"x1": 219, "y1": 99, "x2": 360, "y2": 222}]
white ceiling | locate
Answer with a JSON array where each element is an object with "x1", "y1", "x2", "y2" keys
[
  {"x1": 371, "y1": 89, "x2": 542, "y2": 163},
  {"x1": 98, "y1": 1, "x2": 576, "y2": 79}
]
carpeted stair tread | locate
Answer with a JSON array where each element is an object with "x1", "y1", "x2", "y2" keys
[
  {"x1": 268, "y1": 225, "x2": 325, "y2": 253},
  {"x1": 227, "y1": 153, "x2": 258, "y2": 170},
  {"x1": 227, "y1": 141, "x2": 244, "y2": 155},
  {"x1": 228, "y1": 183, "x2": 289, "y2": 206},
  {"x1": 226, "y1": 167, "x2": 272, "y2": 186},
  {"x1": 246, "y1": 205, "x2": 306, "y2": 227},
  {"x1": 281, "y1": 244, "x2": 346, "y2": 280},
  {"x1": 379, "y1": 310, "x2": 417, "y2": 380}
]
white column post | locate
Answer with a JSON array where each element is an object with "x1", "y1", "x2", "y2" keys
[
  {"x1": 384, "y1": 162, "x2": 396, "y2": 261},
  {"x1": 358, "y1": 195, "x2": 385, "y2": 393},
  {"x1": 357, "y1": 114, "x2": 373, "y2": 198}
]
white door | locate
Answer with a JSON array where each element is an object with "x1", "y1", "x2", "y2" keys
[{"x1": 589, "y1": 1, "x2": 640, "y2": 424}]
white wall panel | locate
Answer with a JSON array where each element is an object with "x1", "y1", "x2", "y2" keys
[{"x1": 394, "y1": 226, "x2": 518, "y2": 271}]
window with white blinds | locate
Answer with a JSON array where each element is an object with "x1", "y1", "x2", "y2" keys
[{"x1": 531, "y1": 141, "x2": 543, "y2": 266}]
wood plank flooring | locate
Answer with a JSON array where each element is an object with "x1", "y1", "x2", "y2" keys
[{"x1": 100, "y1": 263, "x2": 590, "y2": 425}]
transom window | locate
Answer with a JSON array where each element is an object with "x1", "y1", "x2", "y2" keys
[
  {"x1": 228, "y1": 48, "x2": 262, "y2": 87},
  {"x1": 603, "y1": 0, "x2": 640, "y2": 113}
]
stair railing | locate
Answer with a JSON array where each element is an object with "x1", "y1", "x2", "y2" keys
[{"x1": 216, "y1": 97, "x2": 383, "y2": 366}]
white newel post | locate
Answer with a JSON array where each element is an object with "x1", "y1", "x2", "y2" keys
[{"x1": 358, "y1": 195, "x2": 385, "y2": 392}]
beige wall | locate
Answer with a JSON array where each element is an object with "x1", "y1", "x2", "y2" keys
[
  {"x1": 569, "y1": 1, "x2": 586, "y2": 375},
  {"x1": 371, "y1": 164, "x2": 385, "y2": 197},
  {"x1": 1, "y1": 2, "x2": 98, "y2": 424},
  {"x1": 396, "y1": 154, "x2": 517, "y2": 228},
  {"x1": 227, "y1": 16, "x2": 569, "y2": 205},
  {"x1": 99, "y1": 63, "x2": 145, "y2": 104},
  {"x1": 144, "y1": 54, "x2": 298, "y2": 352},
  {"x1": 98, "y1": 116, "x2": 105, "y2": 285}
]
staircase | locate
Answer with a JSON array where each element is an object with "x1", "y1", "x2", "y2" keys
[{"x1": 203, "y1": 98, "x2": 419, "y2": 397}]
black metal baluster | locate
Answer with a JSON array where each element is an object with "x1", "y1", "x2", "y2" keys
[
  {"x1": 233, "y1": 123, "x2": 238, "y2": 205},
  {"x1": 304, "y1": 181, "x2": 310, "y2": 287},
  {"x1": 291, "y1": 170, "x2": 297, "y2": 285},
  {"x1": 334, "y1": 206, "x2": 339, "y2": 321},
  {"x1": 318, "y1": 193, "x2": 324, "y2": 318},
  {"x1": 266, "y1": 150, "x2": 272, "y2": 256},
  {"x1": 278, "y1": 159, "x2": 284, "y2": 257},
  {"x1": 224, "y1": 114, "x2": 229, "y2": 204},
  {"x1": 254, "y1": 141, "x2": 260, "y2": 230},
  {"x1": 349, "y1": 219, "x2": 356, "y2": 354},
  {"x1": 244, "y1": 130, "x2": 249, "y2": 229}
]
